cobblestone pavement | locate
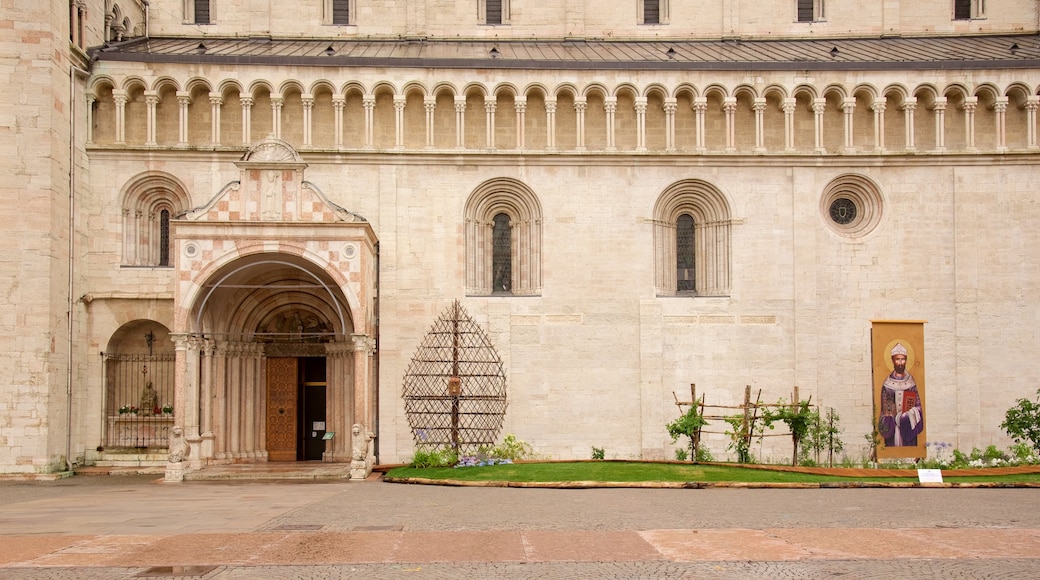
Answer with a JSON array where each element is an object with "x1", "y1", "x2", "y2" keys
[{"x1": 0, "y1": 474, "x2": 1038, "y2": 579}]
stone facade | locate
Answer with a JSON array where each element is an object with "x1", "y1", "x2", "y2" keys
[{"x1": 2, "y1": 0, "x2": 1040, "y2": 474}]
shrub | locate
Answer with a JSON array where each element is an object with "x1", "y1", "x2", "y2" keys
[
  {"x1": 591, "y1": 446, "x2": 605, "y2": 460},
  {"x1": 489, "y1": 434, "x2": 534, "y2": 461},
  {"x1": 409, "y1": 447, "x2": 458, "y2": 468},
  {"x1": 666, "y1": 405, "x2": 708, "y2": 463},
  {"x1": 1001, "y1": 389, "x2": 1040, "y2": 455}
]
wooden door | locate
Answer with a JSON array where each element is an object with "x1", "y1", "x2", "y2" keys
[{"x1": 266, "y1": 357, "x2": 298, "y2": 461}]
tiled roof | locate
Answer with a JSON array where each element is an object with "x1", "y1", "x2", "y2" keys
[{"x1": 91, "y1": 34, "x2": 1040, "y2": 71}]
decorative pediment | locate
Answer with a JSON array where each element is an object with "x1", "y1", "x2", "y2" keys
[{"x1": 178, "y1": 138, "x2": 366, "y2": 223}]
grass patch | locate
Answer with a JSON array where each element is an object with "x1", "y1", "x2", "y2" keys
[{"x1": 385, "y1": 461, "x2": 1040, "y2": 485}]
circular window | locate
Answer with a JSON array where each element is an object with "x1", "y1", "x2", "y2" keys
[{"x1": 819, "y1": 175, "x2": 884, "y2": 239}]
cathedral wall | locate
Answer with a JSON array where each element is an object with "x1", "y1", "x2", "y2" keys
[
  {"x1": 144, "y1": 0, "x2": 1038, "y2": 40},
  {"x1": 78, "y1": 146, "x2": 1040, "y2": 464}
]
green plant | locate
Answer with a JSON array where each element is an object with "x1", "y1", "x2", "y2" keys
[
  {"x1": 674, "y1": 448, "x2": 688, "y2": 461},
  {"x1": 409, "y1": 447, "x2": 458, "y2": 468},
  {"x1": 591, "y1": 446, "x2": 605, "y2": 460},
  {"x1": 762, "y1": 399, "x2": 814, "y2": 466},
  {"x1": 666, "y1": 405, "x2": 708, "y2": 463},
  {"x1": 803, "y1": 407, "x2": 844, "y2": 467},
  {"x1": 1001, "y1": 389, "x2": 1040, "y2": 454},
  {"x1": 695, "y1": 445, "x2": 714, "y2": 463},
  {"x1": 724, "y1": 414, "x2": 758, "y2": 463},
  {"x1": 489, "y1": 434, "x2": 534, "y2": 461}
]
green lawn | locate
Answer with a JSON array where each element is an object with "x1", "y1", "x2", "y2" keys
[{"x1": 384, "y1": 461, "x2": 1040, "y2": 485}]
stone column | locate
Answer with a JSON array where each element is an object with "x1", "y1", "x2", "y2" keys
[
  {"x1": 176, "y1": 91, "x2": 191, "y2": 147},
  {"x1": 302, "y1": 94, "x2": 314, "y2": 147},
  {"x1": 693, "y1": 97, "x2": 707, "y2": 153},
  {"x1": 812, "y1": 98, "x2": 827, "y2": 153},
  {"x1": 782, "y1": 99, "x2": 796, "y2": 152},
  {"x1": 198, "y1": 338, "x2": 215, "y2": 461},
  {"x1": 326, "y1": 341, "x2": 354, "y2": 462},
  {"x1": 423, "y1": 97, "x2": 436, "y2": 149},
  {"x1": 485, "y1": 96, "x2": 497, "y2": 150},
  {"x1": 722, "y1": 98, "x2": 736, "y2": 152},
  {"x1": 171, "y1": 333, "x2": 203, "y2": 470},
  {"x1": 394, "y1": 95, "x2": 407, "y2": 149},
  {"x1": 85, "y1": 93, "x2": 95, "y2": 144},
  {"x1": 209, "y1": 92, "x2": 223, "y2": 146},
  {"x1": 933, "y1": 97, "x2": 947, "y2": 152},
  {"x1": 752, "y1": 98, "x2": 766, "y2": 153},
  {"x1": 271, "y1": 94, "x2": 284, "y2": 140},
  {"x1": 1026, "y1": 97, "x2": 1039, "y2": 150},
  {"x1": 842, "y1": 98, "x2": 856, "y2": 153},
  {"x1": 454, "y1": 97, "x2": 466, "y2": 149},
  {"x1": 333, "y1": 95, "x2": 345, "y2": 147},
  {"x1": 211, "y1": 341, "x2": 229, "y2": 460},
  {"x1": 361, "y1": 95, "x2": 374, "y2": 148},
  {"x1": 871, "y1": 99, "x2": 886, "y2": 152},
  {"x1": 664, "y1": 98, "x2": 677, "y2": 152},
  {"x1": 604, "y1": 97, "x2": 617, "y2": 151},
  {"x1": 545, "y1": 98, "x2": 557, "y2": 150},
  {"x1": 144, "y1": 90, "x2": 159, "y2": 147},
  {"x1": 240, "y1": 95, "x2": 254, "y2": 145},
  {"x1": 514, "y1": 96, "x2": 526, "y2": 149},
  {"x1": 113, "y1": 90, "x2": 127, "y2": 145},
  {"x1": 573, "y1": 97, "x2": 586, "y2": 151},
  {"x1": 902, "y1": 98, "x2": 917, "y2": 152},
  {"x1": 962, "y1": 97, "x2": 978, "y2": 152},
  {"x1": 994, "y1": 97, "x2": 1008, "y2": 152},
  {"x1": 350, "y1": 334, "x2": 377, "y2": 479},
  {"x1": 635, "y1": 97, "x2": 648, "y2": 152}
]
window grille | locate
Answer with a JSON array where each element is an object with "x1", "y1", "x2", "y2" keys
[
  {"x1": 332, "y1": 0, "x2": 349, "y2": 24},
  {"x1": 159, "y1": 209, "x2": 171, "y2": 266},
  {"x1": 644, "y1": 0, "x2": 660, "y2": 24},
  {"x1": 797, "y1": 0, "x2": 814, "y2": 22},
  {"x1": 103, "y1": 353, "x2": 176, "y2": 448},
  {"x1": 954, "y1": 0, "x2": 971, "y2": 19},
  {"x1": 194, "y1": 0, "x2": 210, "y2": 24},
  {"x1": 492, "y1": 213, "x2": 511, "y2": 293},
  {"x1": 486, "y1": 0, "x2": 502, "y2": 24},
  {"x1": 676, "y1": 214, "x2": 696, "y2": 293}
]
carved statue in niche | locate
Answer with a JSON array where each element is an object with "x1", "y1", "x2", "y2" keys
[
  {"x1": 139, "y1": 365, "x2": 158, "y2": 416},
  {"x1": 261, "y1": 170, "x2": 281, "y2": 220}
]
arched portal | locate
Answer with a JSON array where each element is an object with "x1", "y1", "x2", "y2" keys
[
  {"x1": 186, "y1": 253, "x2": 358, "y2": 464},
  {"x1": 168, "y1": 137, "x2": 379, "y2": 474}
]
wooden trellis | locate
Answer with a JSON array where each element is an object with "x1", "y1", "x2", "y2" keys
[
  {"x1": 673, "y1": 384, "x2": 814, "y2": 463},
  {"x1": 402, "y1": 300, "x2": 508, "y2": 454}
]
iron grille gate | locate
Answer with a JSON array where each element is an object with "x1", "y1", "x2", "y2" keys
[{"x1": 102, "y1": 353, "x2": 175, "y2": 448}]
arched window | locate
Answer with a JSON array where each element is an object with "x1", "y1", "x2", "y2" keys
[
  {"x1": 121, "y1": 172, "x2": 191, "y2": 267},
  {"x1": 653, "y1": 180, "x2": 733, "y2": 296},
  {"x1": 676, "y1": 213, "x2": 695, "y2": 293},
  {"x1": 492, "y1": 213, "x2": 512, "y2": 293},
  {"x1": 464, "y1": 178, "x2": 543, "y2": 296}
]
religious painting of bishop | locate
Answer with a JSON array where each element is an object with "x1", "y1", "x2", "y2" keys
[{"x1": 871, "y1": 321, "x2": 927, "y2": 460}]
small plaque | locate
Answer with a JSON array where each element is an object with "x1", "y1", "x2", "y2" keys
[
  {"x1": 917, "y1": 469, "x2": 943, "y2": 483},
  {"x1": 322, "y1": 432, "x2": 335, "y2": 440},
  {"x1": 313, "y1": 421, "x2": 326, "y2": 430}
]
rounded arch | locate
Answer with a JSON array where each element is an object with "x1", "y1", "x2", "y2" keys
[
  {"x1": 460, "y1": 82, "x2": 488, "y2": 98},
  {"x1": 552, "y1": 82, "x2": 579, "y2": 100},
  {"x1": 464, "y1": 178, "x2": 543, "y2": 296},
  {"x1": 972, "y1": 82, "x2": 1001, "y2": 101},
  {"x1": 851, "y1": 83, "x2": 880, "y2": 102},
  {"x1": 582, "y1": 82, "x2": 609, "y2": 99},
  {"x1": 643, "y1": 83, "x2": 670, "y2": 100},
  {"x1": 731, "y1": 84, "x2": 758, "y2": 100},
  {"x1": 277, "y1": 79, "x2": 306, "y2": 95},
  {"x1": 246, "y1": 79, "x2": 275, "y2": 96},
  {"x1": 652, "y1": 179, "x2": 733, "y2": 297},
  {"x1": 151, "y1": 76, "x2": 181, "y2": 93},
  {"x1": 672, "y1": 82, "x2": 700, "y2": 100},
  {"x1": 340, "y1": 80, "x2": 367, "y2": 96},
  {"x1": 881, "y1": 83, "x2": 911, "y2": 103},
  {"x1": 400, "y1": 80, "x2": 429, "y2": 97},
  {"x1": 217, "y1": 79, "x2": 244, "y2": 96},
  {"x1": 522, "y1": 82, "x2": 550, "y2": 99},
  {"x1": 181, "y1": 250, "x2": 359, "y2": 338},
  {"x1": 184, "y1": 77, "x2": 214, "y2": 95},
  {"x1": 122, "y1": 76, "x2": 147, "y2": 93},
  {"x1": 792, "y1": 83, "x2": 819, "y2": 101},
  {"x1": 612, "y1": 82, "x2": 640, "y2": 99},
  {"x1": 371, "y1": 80, "x2": 399, "y2": 97},
  {"x1": 492, "y1": 82, "x2": 520, "y2": 98},
  {"x1": 761, "y1": 84, "x2": 789, "y2": 101}
]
